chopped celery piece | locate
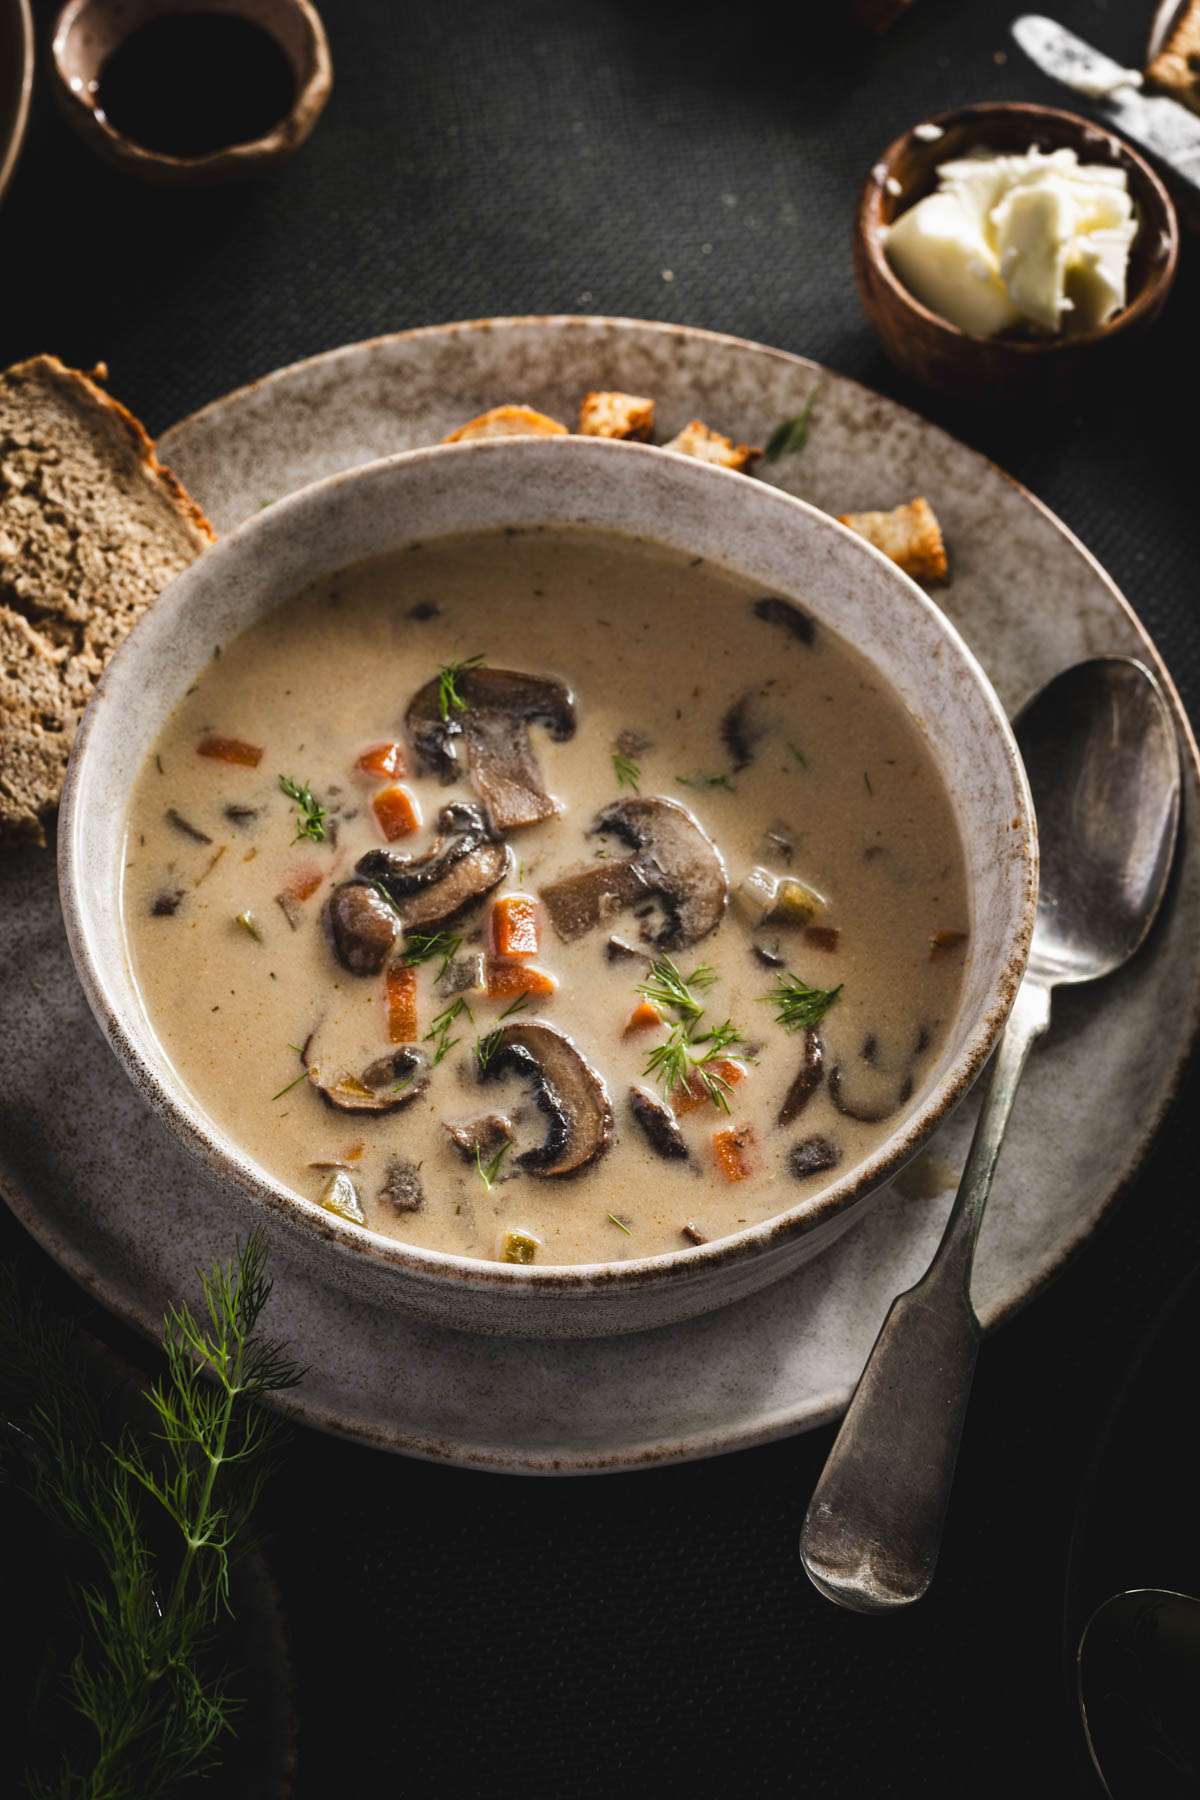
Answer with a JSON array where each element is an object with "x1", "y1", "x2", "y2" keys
[
  {"x1": 499, "y1": 1229, "x2": 541, "y2": 1265},
  {"x1": 317, "y1": 1170, "x2": 365, "y2": 1225}
]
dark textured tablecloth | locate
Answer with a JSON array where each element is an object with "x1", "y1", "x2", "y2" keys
[{"x1": 3, "y1": 1, "x2": 1198, "y2": 1793}]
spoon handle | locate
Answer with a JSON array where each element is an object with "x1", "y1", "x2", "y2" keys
[{"x1": 800, "y1": 978, "x2": 1051, "y2": 1613}]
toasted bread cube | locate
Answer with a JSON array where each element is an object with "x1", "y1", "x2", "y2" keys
[
  {"x1": 1147, "y1": 0, "x2": 1200, "y2": 115},
  {"x1": 663, "y1": 419, "x2": 761, "y2": 472},
  {"x1": 836, "y1": 497, "x2": 948, "y2": 584},
  {"x1": 442, "y1": 404, "x2": 568, "y2": 443},
  {"x1": 578, "y1": 391, "x2": 655, "y2": 441}
]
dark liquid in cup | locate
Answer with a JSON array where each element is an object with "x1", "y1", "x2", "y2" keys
[{"x1": 97, "y1": 13, "x2": 297, "y2": 159}]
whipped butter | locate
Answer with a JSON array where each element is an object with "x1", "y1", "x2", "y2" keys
[{"x1": 883, "y1": 147, "x2": 1137, "y2": 339}]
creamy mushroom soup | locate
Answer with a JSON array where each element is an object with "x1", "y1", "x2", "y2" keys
[{"x1": 122, "y1": 528, "x2": 969, "y2": 1266}]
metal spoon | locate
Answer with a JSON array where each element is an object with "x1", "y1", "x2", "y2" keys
[
  {"x1": 800, "y1": 657, "x2": 1181, "y2": 1614},
  {"x1": 1078, "y1": 1588, "x2": 1200, "y2": 1797}
]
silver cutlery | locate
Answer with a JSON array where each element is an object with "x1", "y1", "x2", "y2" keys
[
  {"x1": 1012, "y1": 15, "x2": 1200, "y2": 211},
  {"x1": 800, "y1": 657, "x2": 1181, "y2": 1613}
]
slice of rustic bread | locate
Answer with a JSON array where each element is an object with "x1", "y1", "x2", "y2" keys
[{"x1": 1, "y1": 356, "x2": 214, "y2": 845}]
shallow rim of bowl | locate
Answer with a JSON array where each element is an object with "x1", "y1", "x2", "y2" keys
[
  {"x1": 59, "y1": 436, "x2": 1037, "y2": 1298},
  {"x1": 859, "y1": 101, "x2": 1179, "y2": 358}
]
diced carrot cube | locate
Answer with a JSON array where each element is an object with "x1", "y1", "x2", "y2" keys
[
  {"x1": 712, "y1": 1123, "x2": 758, "y2": 1183},
  {"x1": 283, "y1": 863, "x2": 324, "y2": 902},
  {"x1": 344, "y1": 1141, "x2": 364, "y2": 1162},
  {"x1": 491, "y1": 893, "x2": 541, "y2": 958},
  {"x1": 372, "y1": 784, "x2": 421, "y2": 841},
  {"x1": 197, "y1": 734, "x2": 263, "y2": 768},
  {"x1": 356, "y1": 741, "x2": 407, "y2": 780},
  {"x1": 385, "y1": 964, "x2": 419, "y2": 1042},
  {"x1": 485, "y1": 960, "x2": 558, "y2": 1001},
  {"x1": 675, "y1": 1059, "x2": 746, "y2": 1116},
  {"x1": 623, "y1": 1000, "x2": 662, "y2": 1036}
]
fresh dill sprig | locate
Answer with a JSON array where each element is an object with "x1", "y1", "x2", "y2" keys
[
  {"x1": 425, "y1": 996, "x2": 471, "y2": 1067},
  {"x1": 635, "y1": 956, "x2": 716, "y2": 1022},
  {"x1": 643, "y1": 1019, "x2": 744, "y2": 1113},
  {"x1": 278, "y1": 774, "x2": 327, "y2": 845},
  {"x1": 436, "y1": 653, "x2": 485, "y2": 721},
  {"x1": 606, "y1": 1212, "x2": 633, "y2": 1236},
  {"x1": 475, "y1": 1141, "x2": 510, "y2": 1191},
  {"x1": 0, "y1": 1233, "x2": 300, "y2": 1800},
  {"x1": 765, "y1": 972, "x2": 843, "y2": 1033},
  {"x1": 271, "y1": 1070, "x2": 308, "y2": 1101},
  {"x1": 787, "y1": 743, "x2": 808, "y2": 769},
  {"x1": 636, "y1": 958, "x2": 743, "y2": 1110},
  {"x1": 498, "y1": 992, "x2": 531, "y2": 1021},
  {"x1": 476, "y1": 1025, "x2": 502, "y2": 1071},
  {"x1": 763, "y1": 389, "x2": 818, "y2": 464},
  {"x1": 612, "y1": 751, "x2": 641, "y2": 791},
  {"x1": 676, "y1": 772, "x2": 736, "y2": 793},
  {"x1": 402, "y1": 930, "x2": 462, "y2": 979}
]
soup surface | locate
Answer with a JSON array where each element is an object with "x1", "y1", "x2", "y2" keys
[{"x1": 123, "y1": 528, "x2": 969, "y2": 1266}]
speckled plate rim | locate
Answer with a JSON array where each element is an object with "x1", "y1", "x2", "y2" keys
[{"x1": 3, "y1": 314, "x2": 1197, "y2": 1473}]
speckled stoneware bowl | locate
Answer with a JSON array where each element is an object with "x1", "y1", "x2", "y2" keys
[{"x1": 59, "y1": 436, "x2": 1036, "y2": 1338}]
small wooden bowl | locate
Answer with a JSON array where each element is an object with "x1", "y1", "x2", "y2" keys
[
  {"x1": 854, "y1": 102, "x2": 1179, "y2": 404},
  {"x1": 51, "y1": 0, "x2": 332, "y2": 186}
]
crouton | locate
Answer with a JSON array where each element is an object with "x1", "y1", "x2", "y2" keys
[
  {"x1": 442, "y1": 404, "x2": 567, "y2": 443},
  {"x1": 836, "y1": 497, "x2": 948, "y2": 584},
  {"x1": 1147, "y1": 0, "x2": 1200, "y2": 115},
  {"x1": 578, "y1": 391, "x2": 655, "y2": 441},
  {"x1": 663, "y1": 419, "x2": 761, "y2": 472}
]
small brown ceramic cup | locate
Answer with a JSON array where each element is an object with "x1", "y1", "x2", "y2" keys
[
  {"x1": 855, "y1": 102, "x2": 1179, "y2": 405},
  {"x1": 51, "y1": 0, "x2": 332, "y2": 185}
]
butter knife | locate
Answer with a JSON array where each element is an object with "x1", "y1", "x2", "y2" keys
[{"x1": 1012, "y1": 14, "x2": 1200, "y2": 205}]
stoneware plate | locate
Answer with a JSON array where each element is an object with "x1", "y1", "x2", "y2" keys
[{"x1": 2, "y1": 316, "x2": 1196, "y2": 1472}]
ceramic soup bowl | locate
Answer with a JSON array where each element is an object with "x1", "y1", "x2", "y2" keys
[{"x1": 59, "y1": 437, "x2": 1036, "y2": 1338}]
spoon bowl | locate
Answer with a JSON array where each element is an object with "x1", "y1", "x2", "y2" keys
[
  {"x1": 801, "y1": 655, "x2": 1181, "y2": 1612},
  {"x1": 1021, "y1": 658, "x2": 1181, "y2": 985}
]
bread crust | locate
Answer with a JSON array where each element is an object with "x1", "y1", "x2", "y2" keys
[{"x1": 1, "y1": 355, "x2": 215, "y2": 845}]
